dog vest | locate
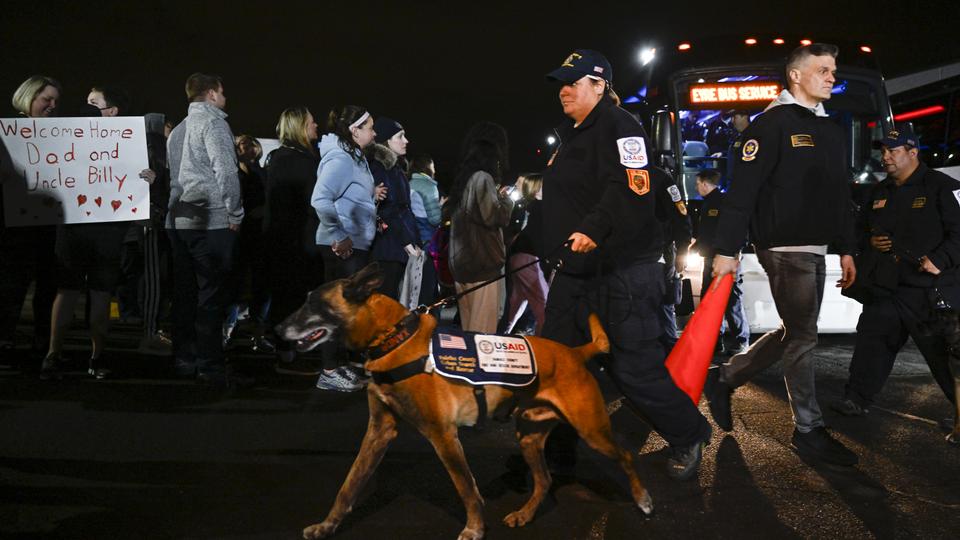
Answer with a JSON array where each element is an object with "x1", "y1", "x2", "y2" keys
[{"x1": 428, "y1": 326, "x2": 538, "y2": 387}]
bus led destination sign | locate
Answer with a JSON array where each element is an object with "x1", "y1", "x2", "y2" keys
[{"x1": 689, "y1": 83, "x2": 781, "y2": 104}]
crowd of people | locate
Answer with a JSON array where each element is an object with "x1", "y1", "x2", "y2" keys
[{"x1": 1, "y1": 41, "x2": 957, "y2": 485}]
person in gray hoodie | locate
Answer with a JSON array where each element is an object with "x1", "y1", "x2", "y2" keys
[
  {"x1": 310, "y1": 105, "x2": 381, "y2": 392},
  {"x1": 166, "y1": 73, "x2": 246, "y2": 388}
]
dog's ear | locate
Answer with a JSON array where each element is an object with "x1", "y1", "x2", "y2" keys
[{"x1": 342, "y1": 262, "x2": 385, "y2": 303}]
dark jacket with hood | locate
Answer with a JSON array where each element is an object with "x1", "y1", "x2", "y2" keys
[{"x1": 368, "y1": 143, "x2": 419, "y2": 263}]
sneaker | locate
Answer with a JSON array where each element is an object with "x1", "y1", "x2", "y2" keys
[
  {"x1": 791, "y1": 427, "x2": 858, "y2": 466},
  {"x1": 39, "y1": 355, "x2": 63, "y2": 381},
  {"x1": 138, "y1": 333, "x2": 173, "y2": 356},
  {"x1": 830, "y1": 398, "x2": 869, "y2": 417},
  {"x1": 88, "y1": 357, "x2": 111, "y2": 380},
  {"x1": 253, "y1": 335, "x2": 277, "y2": 353},
  {"x1": 315, "y1": 369, "x2": 364, "y2": 392},
  {"x1": 705, "y1": 367, "x2": 734, "y2": 431},
  {"x1": 341, "y1": 365, "x2": 371, "y2": 386},
  {"x1": 666, "y1": 425, "x2": 712, "y2": 481}
]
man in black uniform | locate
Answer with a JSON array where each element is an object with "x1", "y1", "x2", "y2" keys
[
  {"x1": 541, "y1": 49, "x2": 712, "y2": 480},
  {"x1": 833, "y1": 126, "x2": 960, "y2": 418},
  {"x1": 692, "y1": 169, "x2": 749, "y2": 355},
  {"x1": 708, "y1": 43, "x2": 859, "y2": 466}
]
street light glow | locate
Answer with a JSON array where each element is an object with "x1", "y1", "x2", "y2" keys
[{"x1": 639, "y1": 47, "x2": 656, "y2": 66}]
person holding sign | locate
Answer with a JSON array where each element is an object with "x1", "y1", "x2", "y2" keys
[
  {"x1": 166, "y1": 73, "x2": 246, "y2": 388},
  {"x1": 0, "y1": 76, "x2": 62, "y2": 360},
  {"x1": 40, "y1": 92, "x2": 156, "y2": 380}
]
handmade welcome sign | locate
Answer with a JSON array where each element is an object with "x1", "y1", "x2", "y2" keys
[{"x1": 0, "y1": 117, "x2": 149, "y2": 226}]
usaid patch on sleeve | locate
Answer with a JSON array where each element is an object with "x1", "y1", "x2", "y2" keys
[
  {"x1": 617, "y1": 137, "x2": 648, "y2": 168},
  {"x1": 667, "y1": 184, "x2": 682, "y2": 203}
]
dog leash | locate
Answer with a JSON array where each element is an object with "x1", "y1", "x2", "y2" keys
[{"x1": 415, "y1": 240, "x2": 572, "y2": 315}]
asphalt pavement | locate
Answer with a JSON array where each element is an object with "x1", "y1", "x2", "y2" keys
[{"x1": 1, "y1": 318, "x2": 958, "y2": 540}]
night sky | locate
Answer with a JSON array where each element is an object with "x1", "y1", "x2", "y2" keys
[{"x1": 4, "y1": 0, "x2": 959, "y2": 183}]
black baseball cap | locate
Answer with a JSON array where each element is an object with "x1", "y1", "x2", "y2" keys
[
  {"x1": 546, "y1": 49, "x2": 613, "y2": 84},
  {"x1": 876, "y1": 125, "x2": 919, "y2": 149}
]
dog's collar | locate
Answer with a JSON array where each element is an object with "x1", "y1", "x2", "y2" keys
[{"x1": 363, "y1": 312, "x2": 421, "y2": 360}]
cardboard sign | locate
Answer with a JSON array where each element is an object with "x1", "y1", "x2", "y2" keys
[{"x1": 0, "y1": 117, "x2": 150, "y2": 227}]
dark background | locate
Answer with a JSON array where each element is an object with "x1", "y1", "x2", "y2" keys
[{"x1": 4, "y1": 0, "x2": 959, "y2": 180}]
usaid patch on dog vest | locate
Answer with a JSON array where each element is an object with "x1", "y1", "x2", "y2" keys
[{"x1": 429, "y1": 327, "x2": 537, "y2": 387}]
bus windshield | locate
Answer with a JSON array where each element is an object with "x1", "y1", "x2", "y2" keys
[{"x1": 672, "y1": 68, "x2": 889, "y2": 200}]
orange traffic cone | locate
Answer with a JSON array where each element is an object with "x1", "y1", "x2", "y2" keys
[{"x1": 665, "y1": 273, "x2": 734, "y2": 404}]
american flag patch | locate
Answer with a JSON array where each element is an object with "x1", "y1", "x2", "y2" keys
[{"x1": 439, "y1": 333, "x2": 467, "y2": 350}]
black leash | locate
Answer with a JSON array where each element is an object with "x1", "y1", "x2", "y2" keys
[{"x1": 416, "y1": 240, "x2": 572, "y2": 315}]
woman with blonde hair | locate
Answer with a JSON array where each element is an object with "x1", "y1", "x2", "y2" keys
[
  {"x1": 263, "y1": 107, "x2": 323, "y2": 374},
  {"x1": 1, "y1": 76, "x2": 61, "y2": 368}
]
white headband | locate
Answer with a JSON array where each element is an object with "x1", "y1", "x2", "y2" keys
[{"x1": 349, "y1": 111, "x2": 370, "y2": 130}]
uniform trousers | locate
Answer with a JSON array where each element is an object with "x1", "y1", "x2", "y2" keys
[
  {"x1": 845, "y1": 288, "x2": 957, "y2": 407},
  {"x1": 542, "y1": 261, "x2": 710, "y2": 448}
]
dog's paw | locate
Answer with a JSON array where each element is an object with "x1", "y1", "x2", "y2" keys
[
  {"x1": 503, "y1": 509, "x2": 534, "y2": 528},
  {"x1": 303, "y1": 521, "x2": 337, "y2": 539},
  {"x1": 947, "y1": 432, "x2": 960, "y2": 446},
  {"x1": 636, "y1": 491, "x2": 655, "y2": 516},
  {"x1": 457, "y1": 526, "x2": 484, "y2": 540}
]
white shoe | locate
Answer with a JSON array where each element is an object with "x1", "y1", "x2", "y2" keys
[{"x1": 315, "y1": 369, "x2": 363, "y2": 392}]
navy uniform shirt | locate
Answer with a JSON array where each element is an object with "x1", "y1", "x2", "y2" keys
[
  {"x1": 714, "y1": 103, "x2": 855, "y2": 256},
  {"x1": 861, "y1": 162, "x2": 960, "y2": 289},
  {"x1": 543, "y1": 96, "x2": 690, "y2": 275}
]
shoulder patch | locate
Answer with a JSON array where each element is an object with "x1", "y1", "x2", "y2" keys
[
  {"x1": 667, "y1": 184, "x2": 682, "y2": 202},
  {"x1": 626, "y1": 169, "x2": 650, "y2": 196},
  {"x1": 617, "y1": 136, "x2": 648, "y2": 168},
  {"x1": 741, "y1": 139, "x2": 759, "y2": 162}
]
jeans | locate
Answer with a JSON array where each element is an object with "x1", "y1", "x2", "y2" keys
[
  {"x1": 702, "y1": 255, "x2": 750, "y2": 348},
  {"x1": 167, "y1": 228, "x2": 237, "y2": 376},
  {"x1": 720, "y1": 250, "x2": 825, "y2": 432}
]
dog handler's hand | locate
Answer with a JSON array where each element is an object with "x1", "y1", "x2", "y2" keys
[
  {"x1": 568, "y1": 232, "x2": 597, "y2": 253},
  {"x1": 919, "y1": 255, "x2": 941, "y2": 275},
  {"x1": 332, "y1": 237, "x2": 353, "y2": 259},
  {"x1": 870, "y1": 235, "x2": 892, "y2": 252},
  {"x1": 838, "y1": 254, "x2": 857, "y2": 288},
  {"x1": 711, "y1": 255, "x2": 739, "y2": 291}
]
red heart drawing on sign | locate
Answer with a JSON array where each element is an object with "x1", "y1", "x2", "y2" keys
[
  {"x1": 95, "y1": 197, "x2": 103, "y2": 207},
  {"x1": 77, "y1": 195, "x2": 87, "y2": 206},
  {"x1": 127, "y1": 195, "x2": 133, "y2": 201},
  {"x1": 131, "y1": 207, "x2": 137, "y2": 213},
  {"x1": 86, "y1": 211, "x2": 91, "y2": 216},
  {"x1": 111, "y1": 200, "x2": 122, "y2": 212}
]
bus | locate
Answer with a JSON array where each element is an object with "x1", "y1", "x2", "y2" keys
[
  {"x1": 886, "y1": 61, "x2": 960, "y2": 180},
  {"x1": 623, "y1": 36, "x2": 893, "y2": 332}
]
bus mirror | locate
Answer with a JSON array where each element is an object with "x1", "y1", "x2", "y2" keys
[{"x1": 652, "y1": 110, "x2": 675, "y2": 153}]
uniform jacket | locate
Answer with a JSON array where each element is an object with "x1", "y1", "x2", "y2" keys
[
  {"x1": 543, "y1": 96, "x2": 689, "y2": 274},
  {"x1": 166, "y1": 101, "x2": 244, "y2": 230},
  {"x1": 368, "y1": 143, "x2": 419, "y2": 263},
  {"x1": 714, "y1": 96, "x2": 856, "y2": 256},
  {"x1": 311, "y1": 134, "x2": 377, "y2": 249},
  {"x1": 859, "y1": 163, "x2": 960, "y2": 290}
]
